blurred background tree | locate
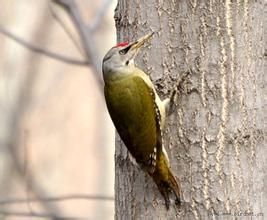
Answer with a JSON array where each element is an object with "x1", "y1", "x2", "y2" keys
[{"x1": 0, "y1": 0, "x2": 116, "y2": 219}]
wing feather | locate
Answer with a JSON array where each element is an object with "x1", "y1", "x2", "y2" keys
[{"x1": 104, "y1": 72, "x2": 162, "y2": 172}]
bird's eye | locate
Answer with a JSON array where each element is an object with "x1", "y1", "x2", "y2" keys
[
  {"x1": 119, "y1": 45, "x2": 131, "y2": 55},
  {"x1": 119, "y1": 49, "x2": 127, "y2": 55}
]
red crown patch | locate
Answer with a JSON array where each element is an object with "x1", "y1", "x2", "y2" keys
[{"x1": 115, "y1": 42, "x2": 129, "y2": 48}]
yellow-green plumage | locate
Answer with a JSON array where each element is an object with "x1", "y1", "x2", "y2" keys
[
  {"x1": 102, "y1": 33, "x2": 181, "y2": 209},
  {"x1": 104, "y1": 70, "x2": 161, "y2": 170},
  {"x1": 104, "y1": 68, "x2": 181, "y2": 209}
]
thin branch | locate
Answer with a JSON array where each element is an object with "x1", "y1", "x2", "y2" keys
[
  {"x1": 89, "y1": 0, "x2": 113, "y2": 33},
  {"x1": 48, "y1": 2, "x2": 85, "y2": 56},
  {"x1": 0, "y1": 194, "x2": 114, "y2": 205},
  {"x1": 0, "y1": 210, "x2": 89, "y2": 220},
  {"x1": 0, "y1": 27, "x2": 89, "y2": 66},
  {"x1": 52, "y1": 0, "x2": 103, "y2": 79}
]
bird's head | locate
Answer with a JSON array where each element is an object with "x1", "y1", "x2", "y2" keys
[{"x1": 102, "y1": 32, "x2": 154, "y2": 80}]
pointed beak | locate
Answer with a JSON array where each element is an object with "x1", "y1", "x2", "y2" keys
[{"x1": 128, "y1": 32, "x2": 154, "y2": 51}]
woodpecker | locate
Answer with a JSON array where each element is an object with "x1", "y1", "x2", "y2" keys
[{"x1": 102, "y1": 32, "x2": 181, "y2": 209}]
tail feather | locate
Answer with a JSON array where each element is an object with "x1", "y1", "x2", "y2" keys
[
  {"x1": 152, "y1": 166, "x2": 182, "y2": 209},
  {"x1": 168, "y1": 168, "x2": 181, "y2": 206}
]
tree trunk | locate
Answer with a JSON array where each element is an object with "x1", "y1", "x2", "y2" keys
[{"x1": 114, "y1": 0, "x2": 265, "y2": 219}]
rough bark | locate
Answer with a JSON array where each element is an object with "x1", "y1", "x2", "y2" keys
[{"x1": 114, "y1": 0, "x2": 265, "y2": 219}]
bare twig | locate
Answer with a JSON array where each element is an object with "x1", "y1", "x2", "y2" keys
[
  {"x1": 52, "y1": 0, "x2": 103, "y2": 80},
  {"x1": 48, "y1": 2, "x2": 85, "y2": 56},
  {"x1": 0, "y1": 27, "x2": 89, "y2": 66},
  {"x1": 0, "y1": 194, "x2": 114, "y2": 205},
  {"x1": 0, "y1": 210, "x2": 89, "y2": 220},
  {"x1": 89, "y1": 0, "x2": 113, "y2": 33}
]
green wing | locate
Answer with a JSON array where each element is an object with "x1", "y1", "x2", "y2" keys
[{"x1": 104, "y1": 74, "x2": 162, "y2": 172}]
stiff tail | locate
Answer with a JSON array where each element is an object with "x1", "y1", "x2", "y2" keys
[
  {"x1": 152, "y1": 167, "x2": 182, "y2": 210},
  {"x1": 168, "y1": 168, "x2": 181, "y2": 206}
]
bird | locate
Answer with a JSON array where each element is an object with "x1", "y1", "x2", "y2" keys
[{"x1": 102, "y1": 32, "x2": 181, "y2": 209}]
